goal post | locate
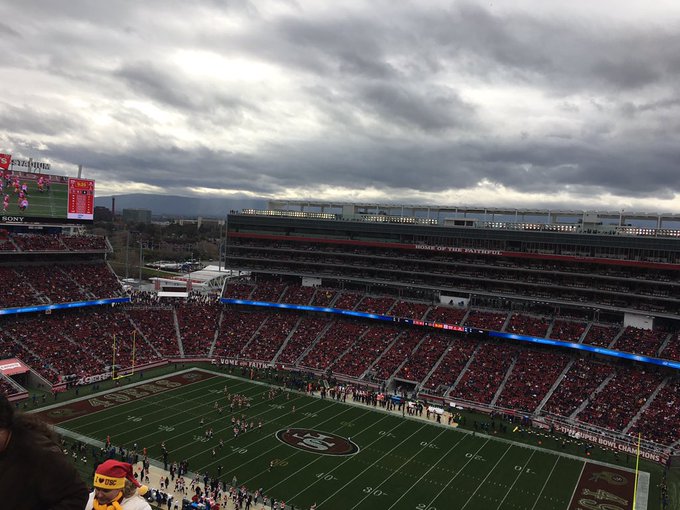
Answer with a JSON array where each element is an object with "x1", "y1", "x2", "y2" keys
[{"x1": 111, "y1": 331, "x2": 137, "y2": 381}]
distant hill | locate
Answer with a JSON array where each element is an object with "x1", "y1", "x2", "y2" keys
[{"x1": 95, "y1": 194, "x2": 267, "y2": 218}]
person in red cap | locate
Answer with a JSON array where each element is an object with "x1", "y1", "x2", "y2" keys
[{"x1": 84, "y1": 459, "x2": 150, "y2": 510}]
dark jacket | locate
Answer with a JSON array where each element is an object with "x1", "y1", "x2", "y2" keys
[{"x1": 0, "y1": 426, "x2": 89, "y2": 509}]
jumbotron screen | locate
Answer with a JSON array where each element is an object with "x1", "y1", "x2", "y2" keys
[{"x1": 0, "y1": 166, "x2": 95, "y2": 224}]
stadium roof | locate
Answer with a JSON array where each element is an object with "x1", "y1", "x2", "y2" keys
[
  {"x1": 186, "y1": 265, "x2": 244, "y2": 287},
  {"x1": 151, "y1": 265, "x2": 248, "y2": 293},
  {"x1": 267, "y1": 200, "x2": 680, "y2": 226}
]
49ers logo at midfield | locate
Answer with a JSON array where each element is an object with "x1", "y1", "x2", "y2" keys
[{"x1": 276, "y1": 428, "x2": 359, "y2": 456}]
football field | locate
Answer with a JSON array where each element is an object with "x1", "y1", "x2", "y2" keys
[
  {"x1": 39, "y1": 369, "x2": 648, "y2": 510},
  {"x1": 2, "y1": 178, "x2": 68, "y2": 218}
]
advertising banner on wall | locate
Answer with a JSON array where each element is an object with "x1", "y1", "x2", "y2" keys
[{"x1": 0, "y1": 358, "x2": 30, "y2": 376}]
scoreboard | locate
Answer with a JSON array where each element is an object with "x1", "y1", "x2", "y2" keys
[
  {"x1": 67, "y1": 178, "x2": 95, "y2": 221},
  {"x1": 0, "y1": 167, "x2": 95, "y2": 225}
]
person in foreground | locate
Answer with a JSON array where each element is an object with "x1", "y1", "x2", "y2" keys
[
  {"x1": 85, "y1": 459, "x2": 151, "y2": 510},
  {"x1": 0, "y1": 395, "x2": 89, "y2": 509}
]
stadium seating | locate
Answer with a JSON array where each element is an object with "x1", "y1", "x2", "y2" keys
[
  {"x1": 49, "y1": 309, "x2": 158, "y2": 370},
  {"x1": 331, "y1": 326, "x2": 400, "y2": 378},
  {"x1": 0, "y1": 333, "x2": 55, "y2": 383},
  {"x1": 227, "y1": 235, "x2": 680, "y2": 315},
  {"x1": 464, "y1": 310, "x2": 508, "y2": 330},
  {"x1": 215, "y1": 279, "x2": 679, "y2": 363},
  {"x1": 0, "y1": 263, "x2": 122, "y2": 309},
  {"x1": 396, "y1": 333, "x2": 449, "y2": 383},
  {"x1": 126, "y1": 306, "x2": 181, "y2": 357},
  {"x1": 505, "y1": 313, "x2": 551, "y2": 338},
  {"x1": 241, "y1": 314, "x2": 300, "y2": 361},
  {"x1": 355, "y1": 296, "x2": 395, "y2": 315},
  {"x1": 577, "y1": 367, "x2": 664, "y2": 431},
  {"x1": 11, "y1": 233, "x2": 64, "y2": 251},
  {"x1": 582, "y1": 324, "x2": 619, "y2": 347},
  {"x1": 542, "y1": 359, "x2": 614, "y2": 417},
  {"x1": 2, "y1": 316, "x2": 103, "y2": 383},
  {"x1": 60, "y1": 235, "x2": 108, "y2": 251},
  {"x1": 1, "y1": 225, "x2": 678, "y2": 454},
  {"x1": 300, "y1": 321, "x2": 369, "y2": 370},
  {"x1": 22, "y1": 265, "x2": 84, "y2": 304},
  {"x1": 222, "y1": 282, "x2": 255, "y2": 300},
  {"x1": 422, "y1": 337, "x2": 478, "y2": 393},
  {"x1": 332, "y1": 291, "x2": 363, "y2": 311},
  {"x1": 629, "y1": 377, "x2": 680, "y2": 445},
  {"x1": 612, "y1": 326, "x2": 668, "y2": 357},
  {"x1": 495, "y1": 349, "x2": 570, "y2": 413},
  {"x1": 279, "y1": 285, "x2": 315, "y2": 306},
  {"x1": 175, "y1": 301, "x2": 221, "y2": 356},
  {"x1": 2, "y1": 233, "x2": 107, "y2": 252},
  {"x1": 0, "y1": 377, "x2": 19, "y2": 397},
  {"x1": 310, "y1": 288, "x2": 338, "y2": 307},
  {"x1": 389, "y1": 300, "x2": 430, "y2": 320},
  {"x1": 65, "y1": 263, "x2": 122, "y2": 299},
  {"x1": 276, "y1": 317, "x2": 330, "y2": 364},
  {"x1": 371, "y1": 330, "x2": 427, "y2": 381},
  {"x1": 0, "y1": 306, "x2": 165, "y2": 384},
  {"x1": 0, "y1": 267, "x2": 38, "y2": 308},
  {"x1": 550, "y1": 320, "x2": 587, "y2": 342},
  {"x1": 449, "y1": 343, "x2": 517, "y2": 404},
  {"x1": 249, "y1": 279, "x2": 286, "y2": 302},
  {"x1": 425, "y1": 305, "x2": 467, "y2": 324},
  {"x1": 0, "y1": 239, "x2": 17, "y2": 251},
  {"x1": 212, "y1": 309, "x2": 269, "y2": 358},
  {"x1": 659, "y1": 333, "x2": 680, "y2": 361}
]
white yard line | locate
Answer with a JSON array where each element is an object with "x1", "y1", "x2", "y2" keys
[
  {"x1": 178, "y1": 395, "x2": 319, "y2": 459},
  {"x1": 316, "y1": 423, "x2": 428, "y2": 508},
  {"x1": 423, "y1": 439, "x2": 491, "y2": 509},
  {"x1": 497, "y1": 449, "x2": 536, "y2": 509},
  {"x1": 65, "y1": 376, "x2": 250, "y2": 429},
  {"x1": 565, "y1": 461, "x2": 586, "y2": 510},
  {"x1": 349, "y1": 428, "x2": 449, "y2": 510},
  {"x1": 183, "y1": 371, "x2": 647, "y2": 480},
  {"x1": 247, "y1": 411, "x2": 391, "y2": 492},
  {"x1": 282, "y1": 421, "x2": 410, "y2": 500},
  {"x1": 459, "y1": 430, "x2": 639, "y2": 473},
  {"x1": 55, "y1": 376, "x2": 242, "y2": 438},
  {"x1": 55, "y1": 373, "x2": 321, "y2": 463},
  {"x1": 51, "y1": 367, "x2": 652, "y2": 510},
  {"x1": 460, "y1": 444, "x2": 513, "y2": 509},
  {"x1": 197, "y1": 402, "x2": 359, "y2": 472},
  {"x1": 65, "y1": 378, "x2": 273, "y2": 440},
  {"x1": 385, "y1": 432, "x2": 468, "y2": 510},
  {"x1": 530, "y1": 456, "x2": 559, "y2": 510},
  {"x1": 56, "y1": 379, "x2": 272, "y2": 450},
  {"x1": 33, "y1": 366, "x2": 205, "y2": 412}
]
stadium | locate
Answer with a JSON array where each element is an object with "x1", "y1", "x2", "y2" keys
[{"x1": 1, "y1": 182, "x2": 678, "y2": 509}]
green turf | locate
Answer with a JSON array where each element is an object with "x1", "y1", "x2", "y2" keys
[
  {"x1": 2, "y1": 180, "x2": 67, "y2": 218},
  {"x1": 54, "y1": 370, "x2": 655, "y2": 510}
]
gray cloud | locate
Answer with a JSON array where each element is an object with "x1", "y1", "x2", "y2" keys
[
  {"x1": 356, "y1": 83, "x2": 475, "y2": 132},
  {"x1": 0, "y1": 103, "x2": 81, "y2": 137},
  {"x1": 0, "y1": 1, "x2": 679, "y2": 210},
  {"x1": 115, "y1": 61, "x2": 201, "y2": 111}
]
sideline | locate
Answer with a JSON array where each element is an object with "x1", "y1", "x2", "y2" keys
[{"x1": 53, "y1": 367, "x2": 650, "y2": 508}]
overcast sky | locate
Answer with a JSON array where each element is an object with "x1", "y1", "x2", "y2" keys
[{"x1": 1, "y1": 0, "x2": 679, "y2": 212}]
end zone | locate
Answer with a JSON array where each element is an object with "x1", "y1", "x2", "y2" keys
[
  {"x1": 34, "y1": 370, "x2": 216, "y2": 424},
  {"x1": 567, "y1": 461, "x2": 649, "y2": 510}
]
